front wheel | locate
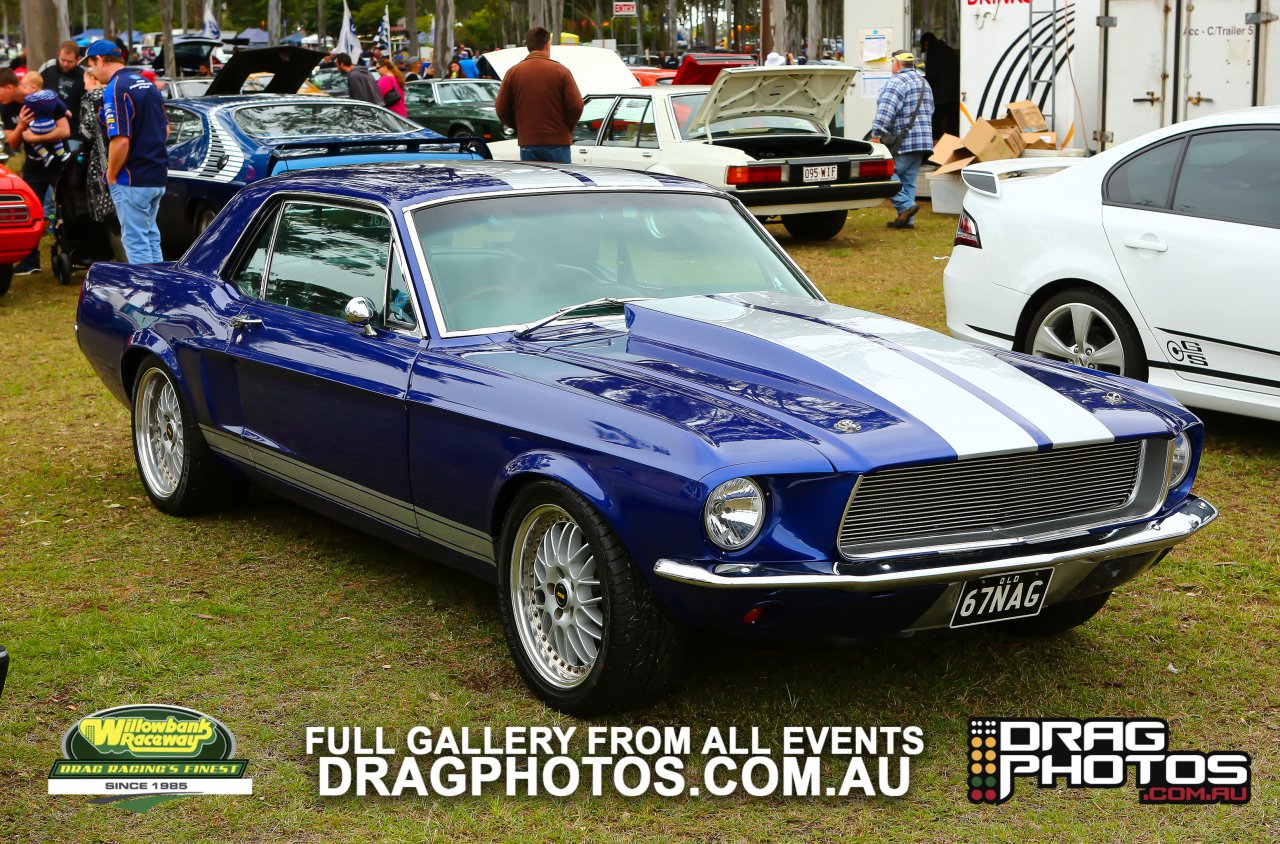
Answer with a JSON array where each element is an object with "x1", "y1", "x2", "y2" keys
[
  {"x1": 497, "y1": 481, "x2": 686, "y2": 715},
  {"x1": 782, "y1": 210, "x2": 848, "y2": 241},
  {"x1": 131, "y1": 360, "x2": 244, "y2": 515},
  {"x1": 1023, "y1": 289, "x2": 1147, "y2": 381}
]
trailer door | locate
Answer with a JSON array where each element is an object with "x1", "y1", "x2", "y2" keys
[
  {"x1": 1099, "y1": 0, "x2": 1176, "y2": 149},
  {"x1": 1176, "y1": 0, "x2": 1259, "y2": 122}
]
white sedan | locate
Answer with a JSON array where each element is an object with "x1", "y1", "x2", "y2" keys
[
  {"x1": 944, "y1": 106, "x2": 1280, "y2": 421},
  {"x1": 491, "y1": 66, "x2": 899, "y2": 241}
]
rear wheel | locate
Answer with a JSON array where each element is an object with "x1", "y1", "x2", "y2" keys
[
  {"x1": 53, "y1": 252, "x2": 73, "y2": 286},
  {"x1": 1000, "y1": 591, "x2": 1112, "y2": 636},
  {"x1": 449, "y1": 126, "x2": 471, "y2": 139},
  {"x1": 131, "y1": 360, "x2": 243, "y2": 515},
  {"x1": 497, "y1": 481, "x2": 686, "y2": 715},
  {"x1": 193, "y1": 204, "x2": 219, "y2": 237},
  {"x1": 1023, "y1": 289, "x2": 1148, "y2": 380},
  {"x1": 0, "y1": 264, "x2": 11, "y2": 296},
  {"x1": 782, "y1": 210, "x2": 848, "y2": 241}
]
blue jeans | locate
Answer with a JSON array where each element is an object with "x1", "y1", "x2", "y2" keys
[
  {"x1": 891, "y1": 151, "x2": 926, "y2": 214},
  {"x1": 520, "y1": 145, "x2": 572, "y2": 163},
  {"x1": 108, "y1": 184, "x2": 165, "y2": 264}
]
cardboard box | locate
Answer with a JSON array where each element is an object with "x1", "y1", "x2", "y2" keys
[
  {"x1": 929, "y1": 133, "x2": 976, "y2": 175},
  {"x1": 1006, "y1": 99, "x2": 1049, "y2": 133},
  {"x1": 988, "y1": 117, "x2": 1028, "y2": 157},
  {"x1": 1021, "y1": 131, "x2": 1058, "y2": 150},
  {"x1": 962, "y1": 119, "x2": 1023, "y2": 162}
]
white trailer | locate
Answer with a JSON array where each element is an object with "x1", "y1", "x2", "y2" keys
[{"x1": 843, "y1": 0, "x2": 1280, "y2": 151}]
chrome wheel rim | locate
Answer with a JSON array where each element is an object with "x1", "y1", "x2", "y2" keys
[
  {"x1": 196, "y1": 210, "x2": 216, "y2": 234},
  {"x1": 134, "y1": 369, "x2": 185, "y2": 498},
  {"x1": 510, "y1": 504, "x2": 604, "y2": 690},
  {"x1": 1031, "y1": 303, "x2": 1126, "y2": 375}
]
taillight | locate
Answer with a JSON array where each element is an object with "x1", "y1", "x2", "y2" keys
[
  {"x1": 954, "y1": 210, "x2": 981, "y2": 248},
  {"x1": 726, "y1": 165, "x2": 783, "y2": 185},
  {"x1": 857, "y1": 158, "x2": 894, "y2": 179}
]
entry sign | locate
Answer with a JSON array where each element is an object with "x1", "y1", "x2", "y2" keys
[{"x1": 614, "y1": 1, "x2": 638, "y2": 16}]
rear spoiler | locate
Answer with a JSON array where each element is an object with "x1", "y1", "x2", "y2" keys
[
  {"x1": 960, "y1": 157, "x2": 1082, "y2": 198},
  {"x1": 267, "y1": 135, "x2": 492, "y2": 171}
]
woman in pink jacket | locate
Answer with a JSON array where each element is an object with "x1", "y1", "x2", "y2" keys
[{"x1": 375, "y1": 59, "x2": 408, "y2": 118}]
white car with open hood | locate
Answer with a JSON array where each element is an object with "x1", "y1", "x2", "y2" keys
[{"x1": 490, "y1": 66, "x2": 898, "y2": 241}]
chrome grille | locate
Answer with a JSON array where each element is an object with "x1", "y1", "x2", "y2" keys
[{"x1": 838, "y1": 440, "x2": 1150, "y2": 558}]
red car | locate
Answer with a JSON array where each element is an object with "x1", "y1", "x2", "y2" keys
[{"x1": 0, "y1": 164, "x2": 46, "y2": 296}]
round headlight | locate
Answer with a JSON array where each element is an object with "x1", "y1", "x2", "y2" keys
[
  {"x1": 502, "y1": 126, "x2": 515, "y2": 137},
  {"x1": 704, "y1": 478, "x2": 766, "y2": 550},
  {"x1": 1169, "y1": 432, "x2": 1192, "y2": 488}
]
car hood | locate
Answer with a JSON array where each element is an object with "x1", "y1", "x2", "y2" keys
[
  {"x1": 670, "y1": 53, "x2": 757, "y2": 85},
  {"x1": 688, "y1": 66, "x2": 857, "y2": 133},
  {"x1": 480, "y1": 46, "x2": 640, "y2": 94},
  {"x1": 481, "y1": 292, "x2": 1192, "y2": 475},
  {"x1": 205, "y1": 45, "x2": 328, "y2": 96}
]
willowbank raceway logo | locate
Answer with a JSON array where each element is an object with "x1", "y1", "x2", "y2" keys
[
  {"x1": 48, "y1": 704, "x2": 252, "y2": 813},
  {"x1": 967, "y1": 718, "x2": 1250, "y2": 806}
]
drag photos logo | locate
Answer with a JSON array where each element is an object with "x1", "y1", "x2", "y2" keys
[{"x1": 967, "y1": 718, "x2": 1250, "y2": 805}]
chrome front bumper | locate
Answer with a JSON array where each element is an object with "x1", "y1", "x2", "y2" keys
[{"x1": 653, "y1": 496, "x2": 1217, "y2": 592}]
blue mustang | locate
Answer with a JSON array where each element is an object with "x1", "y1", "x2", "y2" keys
[
  {"x1": 161, "y1": 91, "x2": 486, "y2": 250},
  {"x1": 76, "y1": 161, "x2": 1217, "y2": 714}
]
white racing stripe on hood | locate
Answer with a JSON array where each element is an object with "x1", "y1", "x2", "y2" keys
[
  {"x1": 726, "y1": 292, "x2": 1116, "y2": 448},
  {"x1": 639, "y1": 296, "x2": 1038, "y2": 457},
  {"x1": 560, "y1": 167, "x2": 665, "y2": 188}
]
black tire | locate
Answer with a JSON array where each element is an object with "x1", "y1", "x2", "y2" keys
[
  {"x1": 1022, "y1": 288, "x2": 1148, "y2": 381},
  {"x1": 54, "y1": 252, "x2": 73, "y2": 286},
  {"x1": 449, "y1": 126, "x2": 471, "y2": 139},
  {"x1": 781, "y1": 210, "x2": 848, "y2": 241},
  {"x1": 0, "y1": 264, "x2": 11, "y2": 297},
  {"x1": 130, "y1": 360, "x2": 244, "y2": 516},
  {"x1": 1000, "y1": 591, "x2": 1112, "y2": 636},
  {"x1": 193, "y1": 204, "x2": 219, "y2": 237},
  {"x1": 497, "y1": 481, "x2": 686, "y2": 715}
]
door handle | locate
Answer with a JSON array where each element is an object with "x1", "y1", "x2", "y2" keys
[
  {"x1": 576, "y1": 147, "x2": 588, "y2": 154},
  {"x1": 641, "y1": 151, "x2": 654, "y2": 157},
  {"x1": 229, "y1": 315, "x2": 264, "y2": 329},
  {"x1": 1123, "y1": 238, "x2": 1168, "y2": 253}
]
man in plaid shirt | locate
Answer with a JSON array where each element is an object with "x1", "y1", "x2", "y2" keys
[{"x1": 870, "y1": 50, "x2": 935, "y2": 229}]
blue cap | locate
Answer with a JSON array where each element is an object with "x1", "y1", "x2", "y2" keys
[{"x1": 83, "y1": 40, "x2": 124, "y2": 61}]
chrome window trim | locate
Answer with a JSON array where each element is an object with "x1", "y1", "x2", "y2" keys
[
  {"x1": 835, "y1": 439, "x2": 1173, "y2": 563},
  {"x1": 400, "y1": 185, "x2": 820, "y2": 339},
  {"x1": 219, "y1": 190, "x2": 425, "y2": 338}
]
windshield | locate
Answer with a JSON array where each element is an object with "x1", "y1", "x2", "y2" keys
[
  {"x1": 671, "y1": 93, "x2": 823, "y2": 140},
  {"x1": 233, "y1": 103, "x2": 418, "y2": 138},
  {"x1": 435, "y1": 81, "x2": 499, "y2": 104},
  {"x1": 413, "y1": 191, "x2": 815, "y2": 333}
]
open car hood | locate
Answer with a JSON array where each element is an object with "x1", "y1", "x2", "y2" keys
[
  {"x1": 480, "y1": 46, "x2": 639, "y2": 94},
  {"x1": 688, "y1": 66, "x2": 857, "y2": 133},
  {"x1": 205, "y1": 45, "x2": 327, "y2": 96}
]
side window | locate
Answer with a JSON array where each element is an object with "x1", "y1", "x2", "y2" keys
[
  {"x1": 603, "y1": 98, "x2": 656, "y2": 148},
  {"x1": 1104, "y1": 139, "x2": 1183, "y2": 208},
  {"x1": 1171, "y1": 129, "x2": 1280, "y2": 227},
  {"x1": 164, "y1": 106, "x2": 187, "y2": 147},
  {"x1": 227, "y1": 209, "x2": 278, "y2": 297},
  {"x1": 573, "y1": 97, "x2": 616, "y2": 145},
  {"x1": 264, "y1": 203, "x2": 392, "y2": 321},
  {"x1": 407, "y1": 84, "x2": 434, "y2": 106},
  {"x1": 386, "y1": 259, "x2": 418, "y2": 330}
]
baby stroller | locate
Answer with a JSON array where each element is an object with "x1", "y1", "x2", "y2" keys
[{"x1": 50, "y1": 143, "x2": 117, "y2": 286}]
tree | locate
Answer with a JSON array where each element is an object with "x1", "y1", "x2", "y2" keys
[
  {"x1": 405, "y1": 0, "x2": 419, "y2": 60},
  {"x1": 432, "y1": 0, "x2": 452, "y2": 76}
]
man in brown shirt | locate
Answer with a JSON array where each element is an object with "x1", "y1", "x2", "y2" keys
[{"x1": 494, "y1": 27, "x2": 584, "y2": 163}]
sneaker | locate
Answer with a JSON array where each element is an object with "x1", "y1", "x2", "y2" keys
[
  {"x1": 13, "y1": 264, "x2": 41, "y2": 276},
  {"x1": 889, "y1": 203, "x2": 920, "y2": 227}
]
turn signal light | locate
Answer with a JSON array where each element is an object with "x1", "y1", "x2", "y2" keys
[
  {"x1": 955, "y1": 210, "x2": 982, "y2": 248},
  {"x1": 857, "y1": 158, "x2": 895, "y2": 179},
  {"x1": 726, "y1": 165, "x2": 784, "y2": 185}
]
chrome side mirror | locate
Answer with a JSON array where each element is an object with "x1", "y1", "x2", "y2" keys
[{"x1": 344, "y1": 296, "x2": 378, "y2": 337}]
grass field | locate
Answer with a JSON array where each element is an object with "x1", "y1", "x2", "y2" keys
[{"x1": 1, "y1": 205, "x2": 1276, "y2": 842}]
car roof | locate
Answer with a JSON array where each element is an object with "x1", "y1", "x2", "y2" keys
[
  {"x1": 167, "y1": 94, "x2": 383, "y2": 112},
  {"x1": 591, "y1": 85, "x2": 711, "y2": 96},
  {"x1": 240, "y1": 160, "x2": 720, "y2": 211}
]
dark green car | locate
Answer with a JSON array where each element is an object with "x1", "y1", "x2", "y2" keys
[{"x1": 404, "y1": 79, "x2": 513, "y2": 141}]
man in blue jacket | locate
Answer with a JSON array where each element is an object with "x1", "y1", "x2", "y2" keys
[
  {"x1": 870, "y1": 50, "x2": 935, "y2": 229},
  {"x1": 84, "y1": 40, "x2": 168, "y2": 263}
]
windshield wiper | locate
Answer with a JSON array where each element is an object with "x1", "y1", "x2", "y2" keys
[{"x1": 513, "y1": 297, "x2": 648, "y2": 340}]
